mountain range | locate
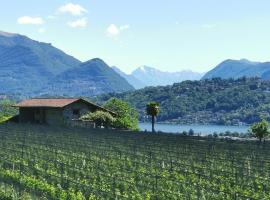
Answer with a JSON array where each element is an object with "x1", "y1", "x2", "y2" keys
[
  {"x1": 0, "y1": 31, "x2": 133, "y2": 97},
  {"x1": 2, "y1": 30, "x2": 270, "y2": 98},
  {"x1": 0, "y1": 30, "x2": 207, "y2": 97},
  {"x1": 113, "y1": 66, "x2": 205, "y2": 89},
  {"x1": 202, "y1": 59, "x2": 270, "y2": 80}
]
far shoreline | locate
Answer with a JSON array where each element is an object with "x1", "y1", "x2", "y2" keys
[
  {"x1": 138, "y1": 122, "x2": 249, "y2": 135},
  {"x1": 140, "y1": 121, "x2": 250, "y2": 127}
]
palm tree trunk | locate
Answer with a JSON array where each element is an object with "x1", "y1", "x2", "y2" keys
[{"x1": 152, "y1": 115, "x2": 155, "y2": 133}]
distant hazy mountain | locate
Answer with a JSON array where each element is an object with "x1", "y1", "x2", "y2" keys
[
  {"x1": 112, "y1": 66, "x2": 146, "y2": 89},
  {"x1": 131, "y1": 66, "x2": 204, "y2": 87},
  {"x1": 0, "y1": 31, "x2": 134, "y2": 97},
  {"x1": 113, "y1": 65, "x2": 204, "y2": 88},
  {"x1": 41, "y1": 59, "x2": 134, "y2": 97},
  {"x1": 202, "y1": 59, "x2": 270, "y2": 80}
]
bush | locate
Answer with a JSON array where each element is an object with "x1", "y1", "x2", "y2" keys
[{"x1": 80, "y1": 111, "x2": 115, "y2": 128}]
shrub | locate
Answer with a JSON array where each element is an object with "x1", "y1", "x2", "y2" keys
[{"x1": 80, "y1": 111, "x2": 115, "y2": 128}]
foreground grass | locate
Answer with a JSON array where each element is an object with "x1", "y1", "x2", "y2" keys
[{"x1": 0, "y1": 124, "x2": 269, "y2": 199}]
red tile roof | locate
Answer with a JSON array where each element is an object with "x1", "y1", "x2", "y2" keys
[
  {"x1": 15, "y1": 98, "x2": 81, "y2": 108},
  {"x1": 14, "y1": 98, "x2": 117, "y2": 115}
]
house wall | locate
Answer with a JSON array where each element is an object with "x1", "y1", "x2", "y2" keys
[
  {"x1": 19, "y1": 107, "x2": 63, "y2": 125},
  {"x1": 45, "y1": 108, "x2": 64, "y2": 126},
  {"x1": 63, "y1": 101, "x2": 98, "y2": 122},
  {"x1": 19, "y1": 108, "x2": 35, "y2": 123}
]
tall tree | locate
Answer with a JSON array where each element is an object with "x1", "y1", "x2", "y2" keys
[
  {"x1": 250, "y1": 120, "x2": 269, "y2": 143},
  {"x1": 104, "y1": 98, "x2": 139, "y2": 131},
  {"x1": 146, "y1": 102, "x2": 160, "y2": 132}
]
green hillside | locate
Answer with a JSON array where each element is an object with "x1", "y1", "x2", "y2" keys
[
  {"x1": 97, "y1": 77, "x2": 270, "y2": 125},
  {"x1": 0, "y1": 124, "x2": 269, "y2": 199}
]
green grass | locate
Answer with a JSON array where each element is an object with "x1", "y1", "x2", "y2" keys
[{"x1": 0, "y1": 124, "x2": 269, "y2": 199}]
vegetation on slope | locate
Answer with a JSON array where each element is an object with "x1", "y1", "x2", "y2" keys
[
  {"x1": 0, "y1": 124, "x2": 269, "y2": 199},
  {"x1": 97, "y1": 77, "x2": 270, "y2": 125}
]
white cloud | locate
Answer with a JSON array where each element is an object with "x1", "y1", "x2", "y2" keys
[
  {"x1": 38, "y1": 28, "x2": 46, "y2": 34},
  {"x1": 17, "y1": 16, "x2": 44, "y2": 25},
  {"x1": 58, "y1": 3, "x2": 87, "y2": 16},
  {"x1": 68, "y1": 18, "x2": 87, "y2": 28},
  {"x1": 107, "y1": 24, "x2": 120, "y2": 36},
  {"x1": 107, "y1": 24, "x2": 130, "y2": 38}
]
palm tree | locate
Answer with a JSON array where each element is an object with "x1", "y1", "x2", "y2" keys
[{"x1": 146, "y1": 102, "x2": 160, "y2": 132}]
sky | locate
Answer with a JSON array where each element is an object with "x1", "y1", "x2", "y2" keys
[{"x1": 1, "y1": 0, "x2": 270, "y2": 74}]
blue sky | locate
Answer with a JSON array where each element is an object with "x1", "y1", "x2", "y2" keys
[{"x1": 1, "y1": 0, "x2": 270, "y2": 73}]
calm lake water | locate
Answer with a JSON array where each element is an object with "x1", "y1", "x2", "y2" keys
[{"x1": 139, "y1": 122, "x2": 249, "y2": 135}]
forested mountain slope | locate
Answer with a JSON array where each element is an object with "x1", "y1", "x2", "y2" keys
[
  {"x1": 97, "y1": 78, "x2": 270, "y2": 125},
  {"x1": 41, "y1": 58, "x2": 134, "y2": 97},
  {"x1": 0, "y1": 31, "x2": 134, "y2": 97}
]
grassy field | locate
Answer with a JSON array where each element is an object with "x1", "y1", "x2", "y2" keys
[{"x1": 0, "y1": 124, "x2": 269, "y2": 199}]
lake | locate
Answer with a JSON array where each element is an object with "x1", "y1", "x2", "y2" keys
[{"x1": 139, "y1": 122, "x2": 249, "y2": 135}]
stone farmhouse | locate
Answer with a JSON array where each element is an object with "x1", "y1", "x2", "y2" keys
[{"x1": 14, "y1": 98, "x2": 114, "y2": 126}]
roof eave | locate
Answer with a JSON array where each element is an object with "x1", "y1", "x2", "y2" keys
[{"x1": 13, "y1": 105, "x2": 64, "y2": 108}]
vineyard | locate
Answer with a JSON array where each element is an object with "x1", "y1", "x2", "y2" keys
[{"x1": 0, "y1": 124, "x2": 269, "y2": 199}]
